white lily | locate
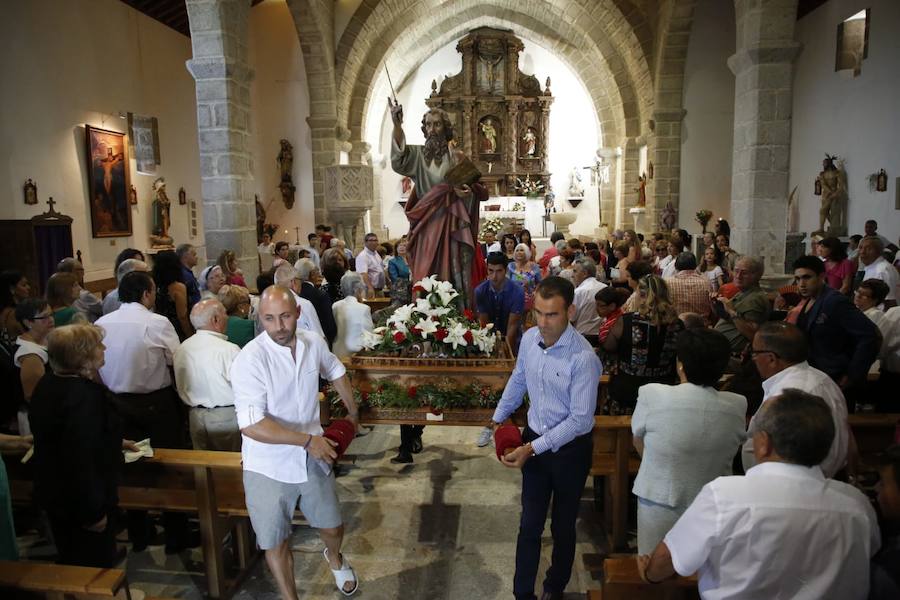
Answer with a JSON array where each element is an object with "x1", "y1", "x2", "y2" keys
[
  {"x1": 413, "y1": 318, "x2": 438, "y2": 338},
  {"x1": 445, "y1": 322, "x2": 469, "y2": 349},
  {"x1": 414, "y1": 275, "x2": 439, "y2": 293},
  {"x1": 360, "y1": 329, "x2": 384, "y2": 349},
  {"x1": 387, "y1": 304, "x2": 415, "y2": 327},
  {"x1": 471, "y1": 326, "x2": 497, "y2": 353}
]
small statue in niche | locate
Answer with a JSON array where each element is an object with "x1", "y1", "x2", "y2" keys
[
  {"x1": 814, "y1": 154, "x2": 848, "y2": 236},
  {"x1": 522, "y1": 128, "x2": 537, "y2": 156},
  {"x1": 568, "y1": 167, "x2": 584, "y2": 198},
  {"x1": 480, "y1": 119, "x2": 498, "y2": 154},
  {"x1": 23, "y1": 179, "x2": 37, "y2": 205},
  {"x1": 277, "y1": 139, "x2": 296, "y2": 209},
  {"x1": 635, "y1": 173, "x2": 647, "y2": 208},
  {"x1": 150, "y1": 177, "x2": 174, "y2": 248},
  {"x1": 660, "y1": 201, "x2": 677, "y2": 232}
]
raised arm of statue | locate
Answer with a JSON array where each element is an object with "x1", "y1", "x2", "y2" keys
[{"x1": 388, "y1": 97, "x2": 405, "y2": 147}]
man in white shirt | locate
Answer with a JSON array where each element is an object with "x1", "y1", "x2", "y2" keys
[
  {"x1": 354, "y1": 232, "x2": 385, "y2": 297},
  {"x1": 232, "y1": 286, "x2": 360, "y2": 598},
  {"x1": 570, "y1": 257, "x2": 606, "y2": 339},
  {"x1": 174, "y1": 299, "x2": 241, "y2": 451},
  {"x1": 95, "y1": 270, "x2": 192, "y2": 553},
  {"x1": 301, "y1": 233, "x2": 321, "y2": 269},
  {"x1": 272, "y1": 264, "x2": 325, "y2": 338},
  {"x1": 639, "y1": 389, "x2": 880, "y2": 599},
  {"x1": 744, "y1": 322, "x2": 849, "y2": 477},
  {"x1": 331, "y1": 272, "x2": 374, "y2": 359},
  {"x1": 102, "y1": 258, "x2": 149, "y2": 315},
  {"x1": 859, "y1": 236, "x2": 899, "y2": 307}
]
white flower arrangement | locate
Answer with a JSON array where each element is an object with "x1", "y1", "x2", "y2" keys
[{"x1": 358, "y1": 277, "x2": 498, "y2": 357}]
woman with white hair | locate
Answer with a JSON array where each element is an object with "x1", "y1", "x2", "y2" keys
[
  {"x1": 199, "y1": 265, "x2": 226, "y2": 300},
  {"x1": 331, "y1": 272, "x2": 374, "y2": 359},
  {"x1": 507, "y1": 243, "x2": 542, "y2": 311}
]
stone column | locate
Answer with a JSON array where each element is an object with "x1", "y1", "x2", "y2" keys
[
  {"x1": 650, "y1": 109, "x2": 686, "y2": 229},
  {"x1": 728, "y1": 0, "x2": 801, "y2": 276},
  {"x1": 619, "y1": 137, "x2": 642, "y2": 229},
  {"x1": 307, "y1": 116, "x2": 341, "y2": 225},
  {"x1": 185, "y1": 0, "x2": 257, "y2": 281},
  {"x1": 597, "y1": 147, "x2": 620, "y2": 228}
]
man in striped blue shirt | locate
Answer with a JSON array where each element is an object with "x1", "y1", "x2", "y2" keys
[{"x1": 490, "y1": 276, "x2": 603, "y2": 600}]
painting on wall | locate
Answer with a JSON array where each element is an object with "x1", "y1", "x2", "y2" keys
[{"x1": 84, "y1": 125, "x2": 132, "y2": 238}]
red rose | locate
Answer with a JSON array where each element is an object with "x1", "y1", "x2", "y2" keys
[
  {"x1": 393, "y1": 331, "x2": 407, "y2": 343},
  {"x1": 411, "y1": 327, "x2": 422, "y2": 337},
  {"x1": 361, "y1": 391, "x2": 369, "y2": 402},
  {"x1": 435, "y1": 328, "x2": 449, "y2": 341},
  {"x1": 412, "y1": 284, "x2": 425, "y2": 294},
  {"x1": 463, "y1": 308, "x2": 475, "y2": 321},
  {"x1": 407, "y1": 386, "x2": 418, "y2": 398},
  {"x1": 463, "y1": 330, "x2": 474, "y2": 343}
]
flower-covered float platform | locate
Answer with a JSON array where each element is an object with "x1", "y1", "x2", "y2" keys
[{"x1": 323, "y1": 276, "x2": 525, "y2": 426}]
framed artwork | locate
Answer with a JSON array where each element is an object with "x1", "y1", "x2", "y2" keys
[
  {"x1": 23, "y1": 178, "x2": 37, "y2": 205},
  {"x1": 84, "y1": 125, "x2": 132, "y2": 237}
]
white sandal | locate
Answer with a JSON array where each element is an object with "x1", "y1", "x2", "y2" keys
[{"x1": 324, "y1": 548, "x2": 359, "y2": 596}]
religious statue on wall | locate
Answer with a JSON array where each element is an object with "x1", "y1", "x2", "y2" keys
[
  {"x1": 635, "y1": 173, "x2": 647, "y2": 208},
  {"x1": 150, "y1": 177, "x2": 174, "y2": 248},
  {"x1": 814, "y1": 154, "x2": 848, "y2": 236},
  {"x1": 568, "y1": 167, "x2": 584, "y2": 198},
  {"x1": 660, "y1": 201, "x2": 677, "y2": 232},
  {"x1": 480, "y1": 118, "x2": 498, "y2": 154},
  {"x1": 522, "y1": 128, "x2": 537, "y2": 156},
  {"x1": 277, "y1": 139, "x2": 296, "y2": 209}
]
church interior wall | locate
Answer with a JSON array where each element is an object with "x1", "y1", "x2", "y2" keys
[
  {"x1": 334, "y1": 0, "x2": 364, "y2": 45},
  {"x1": 371, "y1": 34, "x2": 601, "y2": 240},
  {"x1": 678, "y1": 0, "x2": 736, "y2": 234},
  {"x1": 0, "y1": 0, "x2": 201, "y2": 282},
  {"x1": 247, "y1": 0, "x2": 315, "y2": 245},
  {"x1": 789, "y1": 0, "x2": 900, "y2": 244}
]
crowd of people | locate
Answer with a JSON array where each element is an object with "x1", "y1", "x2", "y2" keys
[{"x1": 0, "y1": 216, "x2": 899, "y2": 599}]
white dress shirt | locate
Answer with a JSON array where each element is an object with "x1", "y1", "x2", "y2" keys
[
  {"x1": 879, "y1": 306, "x2": 900, "y2": 372},
  {"x1": 231, "y1": 330, "x2": 346, "y2": 484},
  {"x1": 572, "y1": 277, "x2": 607, "y2": 335},
  {"x1": 331, "y1": 296, "x2": 374, "y2": 359},
  {"x1": 96, "y1": 302, "x2": 181, "y2": 394},
  {"x1": 660, "y1": 258, "x2": 677, "y2": 279},
  {"x1": 863, "y1": 256, "x2": 899, "y2": 302},
  {"x1": 74, "y1": 287, "x2": 103, "y2": 323},
  {"x1": 742, "y1": 361, "x2": 849, "y2": 477},
  {"x1": 658, "y1": 254, "x2": 675, "y2": 276},
  {"x1": 665, "y1": 461, "x2": 879, "y2": 600},
  {"x1": 174, "y1": 330, "x2": 240, "y2": 408},
  {"x1": 101, "y1": 289, "x2": 121, "y2": 314},
  {"x1": 355, "y1": 247, "x2": 385, "y2": 290},
  {"x1": 289, "y1": 290, "x2": 325, "y2": 339}
]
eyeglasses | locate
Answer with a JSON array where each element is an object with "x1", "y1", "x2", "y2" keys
[{"x1": 749, "y1": 349, "x2": 780, "y2": 358}]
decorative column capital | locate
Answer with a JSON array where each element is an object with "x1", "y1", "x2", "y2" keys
[{"x1": 728, "y1": 41, "x2": 802, "y2": 75}]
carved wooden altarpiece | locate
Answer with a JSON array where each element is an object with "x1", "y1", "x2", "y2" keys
[{"x1": 426, "y1": 27, "x2": 553, "y2": 197}]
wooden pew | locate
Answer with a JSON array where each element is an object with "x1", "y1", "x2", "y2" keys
[
  {"x1": 5, "y1": 449, "x2": 275, "y2": 599},
  {"x1": 848, "y1": 413, "x2": 899, "y2": 466},
  {"x1": 586, "y1": 557, "x2": 699, "y2": 600},
  {"x1": 590, "y1": 416, "x2": 640, "y2": 552},
  {"x1": 0, "y1": 560, "x2": 131, "y2": 599}
]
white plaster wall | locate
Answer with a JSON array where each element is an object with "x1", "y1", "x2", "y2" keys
[
  {"x1": 247, "y1": 0, "x2": 315, "y2": 245},
  {"x1": 790, "y1": 0, "x2": 900, "y2": 244},
  {"x1": 367, "y1": 35, "x2": 600, "y2": 239},
  {"x1": 679, "y1": 0, "x2": 735, "y2": 234},
  {"x1": 0, "y1": 0, "x2": 201, "y2": 281}
]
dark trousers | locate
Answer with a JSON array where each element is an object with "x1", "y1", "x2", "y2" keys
[
  {"x1": 399, "y1": 424, "x2": 424, "y2": 453},
  {"x1": 112, "y1": 387, "x2": 188, "y2": 547},
  {"x1": 514, "y1": 426, "x2": 592, "y2": 600},
  {"x1": 49, "y1": 511, "x2": 117, "y2": 568}
]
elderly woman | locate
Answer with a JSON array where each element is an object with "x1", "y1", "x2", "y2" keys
[
  {"x1": 603, "y1": 275, "x2": 684, "y2": 414},
  {"x1": 631, "y1": 328, "x2": 747, "y2": 554},
  {"x1": 508, "y1": 243, "x2": 542, "y2": 310},
  {"x1": 218, "y1": 284, "x2": 255, "y2": 348},
  {"x1": 217, "y1": 250, "x2": 248, "y2": 287},
  {"x1": 29, "y1": 324, "x2": 135, "y2": 567},
  {"x1": 14, "y1": 299, "x2": 54, "y2": 435},
  {"x1": 331, "y1": 272, "x2": 374, "y2": 359},
  {"x1": 200, "y1": 265, "x2": 226, "y2": 300},
  {"x1": 46, "y1": 272, "x2": 80, "y2": 326}
]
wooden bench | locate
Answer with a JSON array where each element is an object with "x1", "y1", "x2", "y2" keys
[
  {"x1": 590, "y1": 416, "x2": 640, "y2": 552},
  {"x1": 585, "y1": 557, "x2": 699, "y2": 600},
  {"x1": 0, "y1": 560, "x2": 131, "y2": 599},
  {"x1": 4, "y1": 449, "x2": 284, "y2": 599},
  {"x1": 848, "y1": 413, "x2": 899, "y2": 466}
]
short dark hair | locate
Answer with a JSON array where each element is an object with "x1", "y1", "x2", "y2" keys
[
  {"x1": 792, "y1": 254, "x2": 825, "y2": 275},
  {"x1": 866, "y1": 219, "x2": 877, "y2": 227},
  {"x1": 595, "y1": 286, "x2": 629, "y2": 307},
  {"x1": 15, "y1": 297, "x2": 49, "y2": 327},
  {"x1": 817, "y1": 237, "x2": 847, "y2": 261},
  {"x1": 365, "y1": 232, "x2": 377, "y2": 241},
  {"x1": 118, "y1": 271, "x2": 155, "y2": 304},
  {"x1": 274, "y1": 241, "x2": 289, "y2": 253},
  {"x1": 114, "y1": 248, "x2": 144, "y2": 272},
  {"x1": 550, "y1": 231, "x2": 565, "y2": 244},
  {"x1": 674, "y1": 251, "x2": 697, "y2": 271},
  {"x1": 535, "y1": 276, "x2": 575, "y2": 307},
  {"x1": 626, "y1": 260, "x2": 653, "y2": 282},
  {"x1": 256, "y1": 269, "x2": 275, "y2": 292},
  {"x1": 753, "y1": 389, "x2": 835, "y2": 467},
  {"x1": 486, "y1": 252, "x2": 508, "y2": 267},
  {"x1": 850, "y1": 234, "x2": 863, "y2": 243},
  {"x1": 0, "y1": 270, "x2": 24, "y2": 308},
  {"x1": 307, "y1": 233, "x2": 318, "y2": 242},
  {"x1": 677, "y1": 328, "x2": 731, "y2": 386},
  {"x1": 859, "y1": 279, "x2": 890, "y2": 304},
  {"x1": 755, "y1": 321, "x2": 808, "y2": 364}
]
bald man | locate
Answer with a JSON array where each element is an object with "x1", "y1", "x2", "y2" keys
[
  {"x1": 173, "y1": 299, "x2": 241, "y2": 451},
  {"x1": 231, "y1": 286, "x2": 360, "y2": 598}
]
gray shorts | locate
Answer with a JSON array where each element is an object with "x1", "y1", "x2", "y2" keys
[{"x1": 243, "y1": 456, "x2": 342, "y2": 550}]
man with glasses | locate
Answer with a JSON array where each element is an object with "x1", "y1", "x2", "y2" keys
[
  {"x1": 713, "y1": 256, "x2": 769, "y2": 353},
  {"x1": 792, "y1": 255, "x2": 879, "y2": 407},
  {"x1": 355, "y1": 233, "x2": 385, "y2": 297},
  {"x1": 744, "y1": 322, "x2": 849, "y2": 477}
]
